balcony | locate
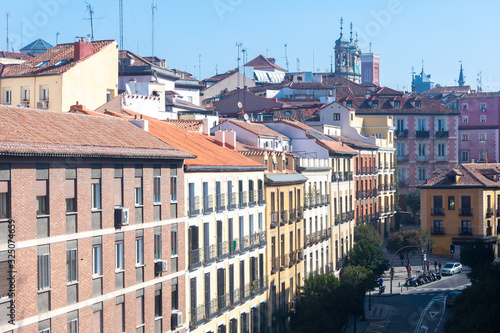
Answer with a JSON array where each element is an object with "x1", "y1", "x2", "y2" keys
[
  {"x1": 436, "y1": 155, "x2": 448, "y2": 162},
  {"x1": 259, "y1": 231, "x2": 267, "y2": 246},
  {"x1": 435, "y1": 131, "x2": 449, "y2": 138},
  {"x1": 395, "y1": 129, "x2": 408, "y2": 138},
  {"x1": 280, "y1": 210, "x2": 288, "y2": 225},
  {"x1": 188, "y1": 196, "x2": 200, "y2": 216},
  {"x1": 289, "y1": 209, "x2": 297, "y2": 223},
  {"x1": 459, "y1": 227, "x2": 473, "y2": 236},
  {"x1": 304, "y1": 197, "x2": 310, "y2": 209},
  {"x1": 270, "y1": 212, "x2": 278, "y2": 228},
  {"x1": 416, "y1": 155, "x2": 428, "y2": 162},
  {"x1": 203, "y1": 244, "x2": 217, "y2": 264},
  {"x1": 486, "y1": 208, "x2": 494, "y2": 218},
  {"x1": 189, "y1": 305, "x2": 205, "y2": 329},
  {"x1": 416, "y1": 130, "x2": 430, "y2": 138},
  {"x1": 431, "y1": 207, "x2": 444, "y2": 216},
  {"x1": 459, "y1": 208, "x2": 473, "y2": 216},
  {"x1": 258, "y1": 189, "x2": 265, "y2": 205},
  {"x1": 216, "y1": 193, "x2": 226, "y2": 212},
  {"x1": 431, "y1": 227, "x2": 445, "y2": 235},
  {"x1": 344, "y1": 171, "x2": 353, "y2": 181},
  {"x1": 227, "y1": 192, "x2": 237, "y2": 210},
  {"x1": 216, "y1": 241, "x2": 228, "y2": 260},
  {"x1": 202, "y1": 195, "x2": 214, "y2": 214},
  {"x1": 486, "y1": 226, "x2": 492, "y2": 236},
  {"x1": 238, "y1": 191, "x2": 247, "y2": 208},
  {"x1": 398, "y1": 180, "x2": 409, "y2": 187},
  {"x1": 248, "y1": 190, "x2": 256, "y2": 207},
  {"x1": 397, "y1": 154, "x2": 409, "y2": 162},
  {"x1": 332, "y1": 171, "x2": 343, "y2": 182},
  {"x1": 189, "y1": 248, "x2": 202, "y2": 270},
  {"x1": 297, "y1": 207, "x2": 304, "y2": 220}
]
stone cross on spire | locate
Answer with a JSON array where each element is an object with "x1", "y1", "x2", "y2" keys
[
  {"x1": 340, "y1": 17, "x2": 343, "y2": 38},
  {"x1": 350, "y1": 22, "x2": 353, "y2": 43}
]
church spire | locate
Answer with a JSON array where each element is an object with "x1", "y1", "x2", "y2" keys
[
  {"x1": 350, "y1": 22, "x2": 353, "y2": 43},
  {"x1": 340, "y1": 17, "x2": 343, "y2": 39},
  {"x1": 458, "y1": 63, "x2": 465, "y2": 86}
]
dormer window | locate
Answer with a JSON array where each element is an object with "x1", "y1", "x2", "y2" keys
[
  {"x1": 394, "y1": 101, "x2": 400, "y2": 108},
  {"x1": 346, "y1": 101, "x2": 352, "y2": 108},
  {"x1": 415, "y1": 101, "x2": 421, "y2": 108},
  {"x1": 372, "y1": 101, "x2": 378, "y2": 108}
]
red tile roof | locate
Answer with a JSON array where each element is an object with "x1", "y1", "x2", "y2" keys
[
  {"x1": 1, "y1": 40, "x2": 115, "y2": 77},
  {"x1": 376, "y1": 86, "x2": 404, "y2": 97},
  {"x1": 337, "y1": 95, "x2": 458, "y2": 114},
  {"x1": 419, "y1": 163, "x2": 500, "y2": 188},
  {"x1": 244, "y1": 55, "x2": 286, "y2": 72},
  {"x1": 323, "y1": 76, "x2": 370, "y2": 97},
  {"x1": 219, "y1": 119, "x2": 290, "y2": 138},
  {"x1": 423, "y1": 86, "x2": 472, "y2": 96},
  {"x1": 0, "y1": 51, "x2": 33, "y2": 61},
  {"x1": 162, "y1": 119, "x2": 203, "y2": 132},
  {"x1": 0, "y1": 105, "x2": 193, "y2": 160}
]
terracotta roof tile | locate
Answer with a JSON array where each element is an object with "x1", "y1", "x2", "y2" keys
[
  {"x1": 419, "y1": 163, "x2": 500, "y2": 188},
  {"x1": 220, "y1": 119, "x2": 290, "y2": 139},
  {"x1": 2, "y1": 40, "x2": 115, "y2": 77},
  {"x1": 162, "y1": 119, "x2": 203, "y2": 132},
  {"x1": 0, "y1": 51, "x2": 33, "y2": 61},
  {"x1": 244, "y1": 55, "x2": 286, "y2": 72},
  {"x1": 0, "y1": 105, "x2": 193, "y2": 160}
]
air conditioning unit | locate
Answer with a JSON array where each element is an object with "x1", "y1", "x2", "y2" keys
[
  {"x1": 171, "y1": 311, "x2": 182, "y2": 329},
  {"x1": 162, "y1": 260, "x2": 168, "y2": 272},
  {"x1": 114, "y1": 207, "x2": 129, "y2": 227},
  {"x1": 37, "y1": 101, "x2": 48, "y2": 109}
]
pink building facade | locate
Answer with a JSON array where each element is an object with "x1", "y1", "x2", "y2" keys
[{"x1": 458, "y1": 92, "x2": 500, "y2": 163}]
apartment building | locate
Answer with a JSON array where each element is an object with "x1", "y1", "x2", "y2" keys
[
  {"x1": 138, "y1": 118, "x2": 269, "y2": 333},
  {"x1": 0, "y1": 106, "x2": 193, "y2": 333},
  {"x1": 0, "y1": 38, "x2": 118, "y2": 112},
  {"x1": 419, "y1": 163, "x2": 500, "y2": 256}
]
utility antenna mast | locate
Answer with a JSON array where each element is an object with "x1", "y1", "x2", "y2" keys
[
  {"x1": 119, "y1": 0, "x2": 124, "y2": 50},
  {"x1": 6, "y1": 12, "x2": 10, "y2": 50},
  {"x1": 198, "y1": 54, "x2": 201, "y2": 79},
  {"x1": 284, "y1": 44, "x2": 289, "y2": 72},
  {"x1": 151, "y1": 1, "x2": 157, "y2": 56},
  {"x1": 85, "y1": 3, "x2": 95, "y2": 40},
  {"x1": 477, "y1": 71, "x2": 483, "y2": 92},
  {"x1": 296, "y1": 58, "x2": 300, "y2": 72}
]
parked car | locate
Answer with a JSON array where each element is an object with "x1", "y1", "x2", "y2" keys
[
  {"x1": 446, "y1": 291, "x2": 462, "y2": 307},
  {"x1": 441, "y1": 262, "x2": 462, "y2": 275}
]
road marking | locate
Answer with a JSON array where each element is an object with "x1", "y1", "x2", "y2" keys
[
  {"x1": 429, "y1": 311, "x2": 438, "y2": 318},
  {"x1": 420, "y1": 325, "x2": 429, "y2": 332},
  {"x1": 414, "y1": 295, "x2": 445, "y2": 333}
]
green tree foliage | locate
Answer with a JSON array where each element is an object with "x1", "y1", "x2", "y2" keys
[
  {"x1": 444, "y1": 248, "x2": 500, "y2": 333},
  {"x1": 349, "y1": 240, "x2": 389, "y2": 278},
  {"x1": 405, "y1": 190, "x2": 421, "y2": 223},
  {"x1": 386, "y1": 229, "x2": 432, "y2": 265},
  {"x1": 291, "y1": 274, "x2": 351, "y2": 333},
  {"x1": 354, "y1": 223, "x2": 383, "y2": 247},
  {"x1": 341, "y1": 265, "x2": 373, "y2": 320}
]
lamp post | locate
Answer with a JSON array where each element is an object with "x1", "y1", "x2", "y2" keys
[{"x1": 389, "y1": 245, "x2": 426, "y2": 294}]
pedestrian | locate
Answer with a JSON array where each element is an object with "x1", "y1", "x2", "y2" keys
[
  {"x1": 407, "y1": 264, "x2": 412, "y2": 278},
  {"x1": 438, "y1": 261, "x2": 443, "y2": 274},
  {"x1": 434, "y1": 260, "x2": 438, "y2": 272},
  {"x1": 426, "y1": 259, "x2": 430, "y2": 272},
  {"x1": 400, "y1": 254, "x2": 405, "y2": 266}
]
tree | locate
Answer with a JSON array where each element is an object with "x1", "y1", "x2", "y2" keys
[
  {"x1": 341, "y1": 265, "x2": 374, "y2": 325},
  {"x1": 444, "y1": 260, "x2": 500, "y2": 332},
  {"x1": 354, "y1": 224, "x2": 383, "y2": 247},
  {"x1": 405, "y1": 190, "x2": 421, "y2": 224},
  {"x1": 386, "y1": 229, "x2": 432, "y2": 266},
  {"x1": 459, "y1": 241, "x2": 495, "y2": 283},
  {"x1": 291, "y1": 274, "x2": 351, "y2": 333},
  {"x1": 349, "y1": 240, "x2": 389, "y2": 278}
]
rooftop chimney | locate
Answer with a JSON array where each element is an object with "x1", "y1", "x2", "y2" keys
[
  {"x1": 202, "y1": 116, "x2": 210, "y2": 135},
  {"x1": 74, "y1": 37, "x2": 93, "y2": 62},
  {"x1": 226, "y1": 128, "x2": 237, "y2": 150},
  {"x1": 130, "y1": 118, "x2": 149, "y2": 132},
  {"x1": 215, "y1": 128, "x2": 225, "y2": 147}
]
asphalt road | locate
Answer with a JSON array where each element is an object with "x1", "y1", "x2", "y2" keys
[{"x1": 369, "y1": 271, "x2": 469, "y2": 333}]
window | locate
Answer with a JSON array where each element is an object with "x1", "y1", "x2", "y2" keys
[
  {"x1": 437, "y1": 143, "x2": 445, "y2": 157},
  {"x1": 65, "y1": 168, "x2": 77, "y2": 213},
  {"x1": 346, "y1": 101, "x2": 352, "y2": 108},
  {"x1": 480, "y1": 150, "x2": 488, "y2": 162},
  {"x1": 171, "y1": 230, "x2": 178, "y2": 256},
  {"x1": 372, "y1": 101, "x2": 378, "y2": 108},
  {"x1": 153, "y1": 176, "x2": 161, "y2": 204},
  {"x1": 480, "y1": 133, "x2": 487, "y2": 142},
  {"x1": 21, "y1": 88, "x2": 30, "y2": 102},
  {"x1": 480, "y1": 103, "x2": 486, "y2": 111},
  {"x1": 418, "y1": 143, "x2": 426, "y2": 157},
  {"x1": 170, "y1": 167, "x2": 177, "y2": 202},
  {"x1": 171, "y1": 280, "x2": 178, "y2": 310},
  {"x1": 106, "y1": 89, "x2": 114, "y2": 102},
  {"x1": 36, "y1": 180, "x2": 49, "y2": 215},
  {"x1": 462, "y1": 133, "x2": 469, "y2": 142},
  {"x1": 461, "y1": 220, "x2": 472, "y2": 233},
  {"x1": 448, "y1": 196, "x2": 455, "y2": 210},
  {"x1": 433, "y1": 220, "x2": 443, "y2": 233},
  {"x1": 135, "y1": 177, "x2": 142, "y2": 206},
  {"x1": 92, "y1": 245, "x2": 102, "y2": 276},
  {"x1": 437, "y1": 119, "x2": 445, "y2": 131},
  {"x1": 40, "y1": 86, "x2": 49, "y2": 100},
  {"x1": 462, "y1": 116, "x2": 468, "y2": 123},
  {"x1": 418, "y1": 168, "x2": 426, "y2": 182},
  {"x1": 154, "y1": 233, "x2": 162, "y2": 261},
  {"x1": 136, "y1": 237, "x2": 144, "y2": 265},
  {"x1": 155, "y1": 288, "x2": 162, "y2": 318},
  {"x1": 462, "y1": 103, "x2": 468, "y2": 110},
  {"x1": 0, "y1": 180, "x2": 9, "y2": 219},
  {"x1": 3, "y1": 89, "x2": 11, "y2": 105},
  {"x1": 461, "y1": 150, "x2": 469, "y2": 162},
  {"x1": 35, "y1": 61, "x2": 49, "y2": 68},
  {"x1": 115, "y1": 241, "x2": 124, "y2": 270},
  {"x1": 415, "y1": 101, "x2": 421, "y2": 108},
  {"x1": 38, "y1": 253, "x2": 50, "y2": 290},
  {"x1": 396, "y1": 119, "x2": 404, "y2": 132},
  {"x1": 67, "y1": 319, "x2": 78, "y2": 333},
  {"x1": 67, "y1": 248, "x2": 78, "y2": 283},
  {"x1": 91, "y1": 180, "x2": 101, "y2": 210},
  {"x1": 333, "y1": 113, "x2": 340, "y2": 121},
  {"x1": 481, "y1": 115, "x2": 487, "y2": 123},
  {"x1": 394, "y1": 101, "x2": 400, "y2": 108},
  {"x1": 417, "y1": 119, "x2": 426, "y2": 131}
]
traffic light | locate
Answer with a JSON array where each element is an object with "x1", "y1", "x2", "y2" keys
[
  {"x1": 450, "y1": 244, "x2": 455, "y2": 253},
  {"x1": 390, "y1": 267, "x2": 395, "y2": 278}
]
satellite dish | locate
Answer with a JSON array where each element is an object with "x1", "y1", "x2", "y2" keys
[
  {"x1": 237, "y1": 102, "x2": 243, "y2": 108},
  {"x1": 243, "y1": 114, "x2": 249, "y2": 121},
  {"x1": 278, "y1": 136, "x2": 284, "y2": 145}
]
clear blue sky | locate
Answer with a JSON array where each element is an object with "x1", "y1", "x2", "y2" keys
[{"x1": 2, "y1": 0, "x2": 500, "y2": 91}]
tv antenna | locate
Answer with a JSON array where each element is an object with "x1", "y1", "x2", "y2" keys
[
  {"x1": 119, "y1": 0, "x2": 124, "y2": 50},
  {"x1": 6, "y1": 12, "x2": 10, "y2": 50},
  {"x1": 284, "y1": 44, "x2": 289, "y2": 72},
  {"x1": 56, "y1": 32, "x2": 60, "y2": 45},
  {"x1": 296, "y1": 58, "x2": 300, "y2": 72},
  {"x1": 151, "y1": 1, "x2": 157, "y2": 56},
  {"x1": 83, "y1": 2, "x2": 102, "y2": 41},
  {"x1": 477, "y1": 71, "x2": 483, "y2": 92}
]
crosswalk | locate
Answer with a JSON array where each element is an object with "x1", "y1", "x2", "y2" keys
[
  {"x1": 365, "y1": 320, "x2": 388, "y2": 333},
  {"x1": 405, "y1": 283, "x2": 471, "y2": 295}
]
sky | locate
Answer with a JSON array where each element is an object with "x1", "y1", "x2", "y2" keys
[{"x1": 1, "y1": 0, "x2": 500, "y2": 91}]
